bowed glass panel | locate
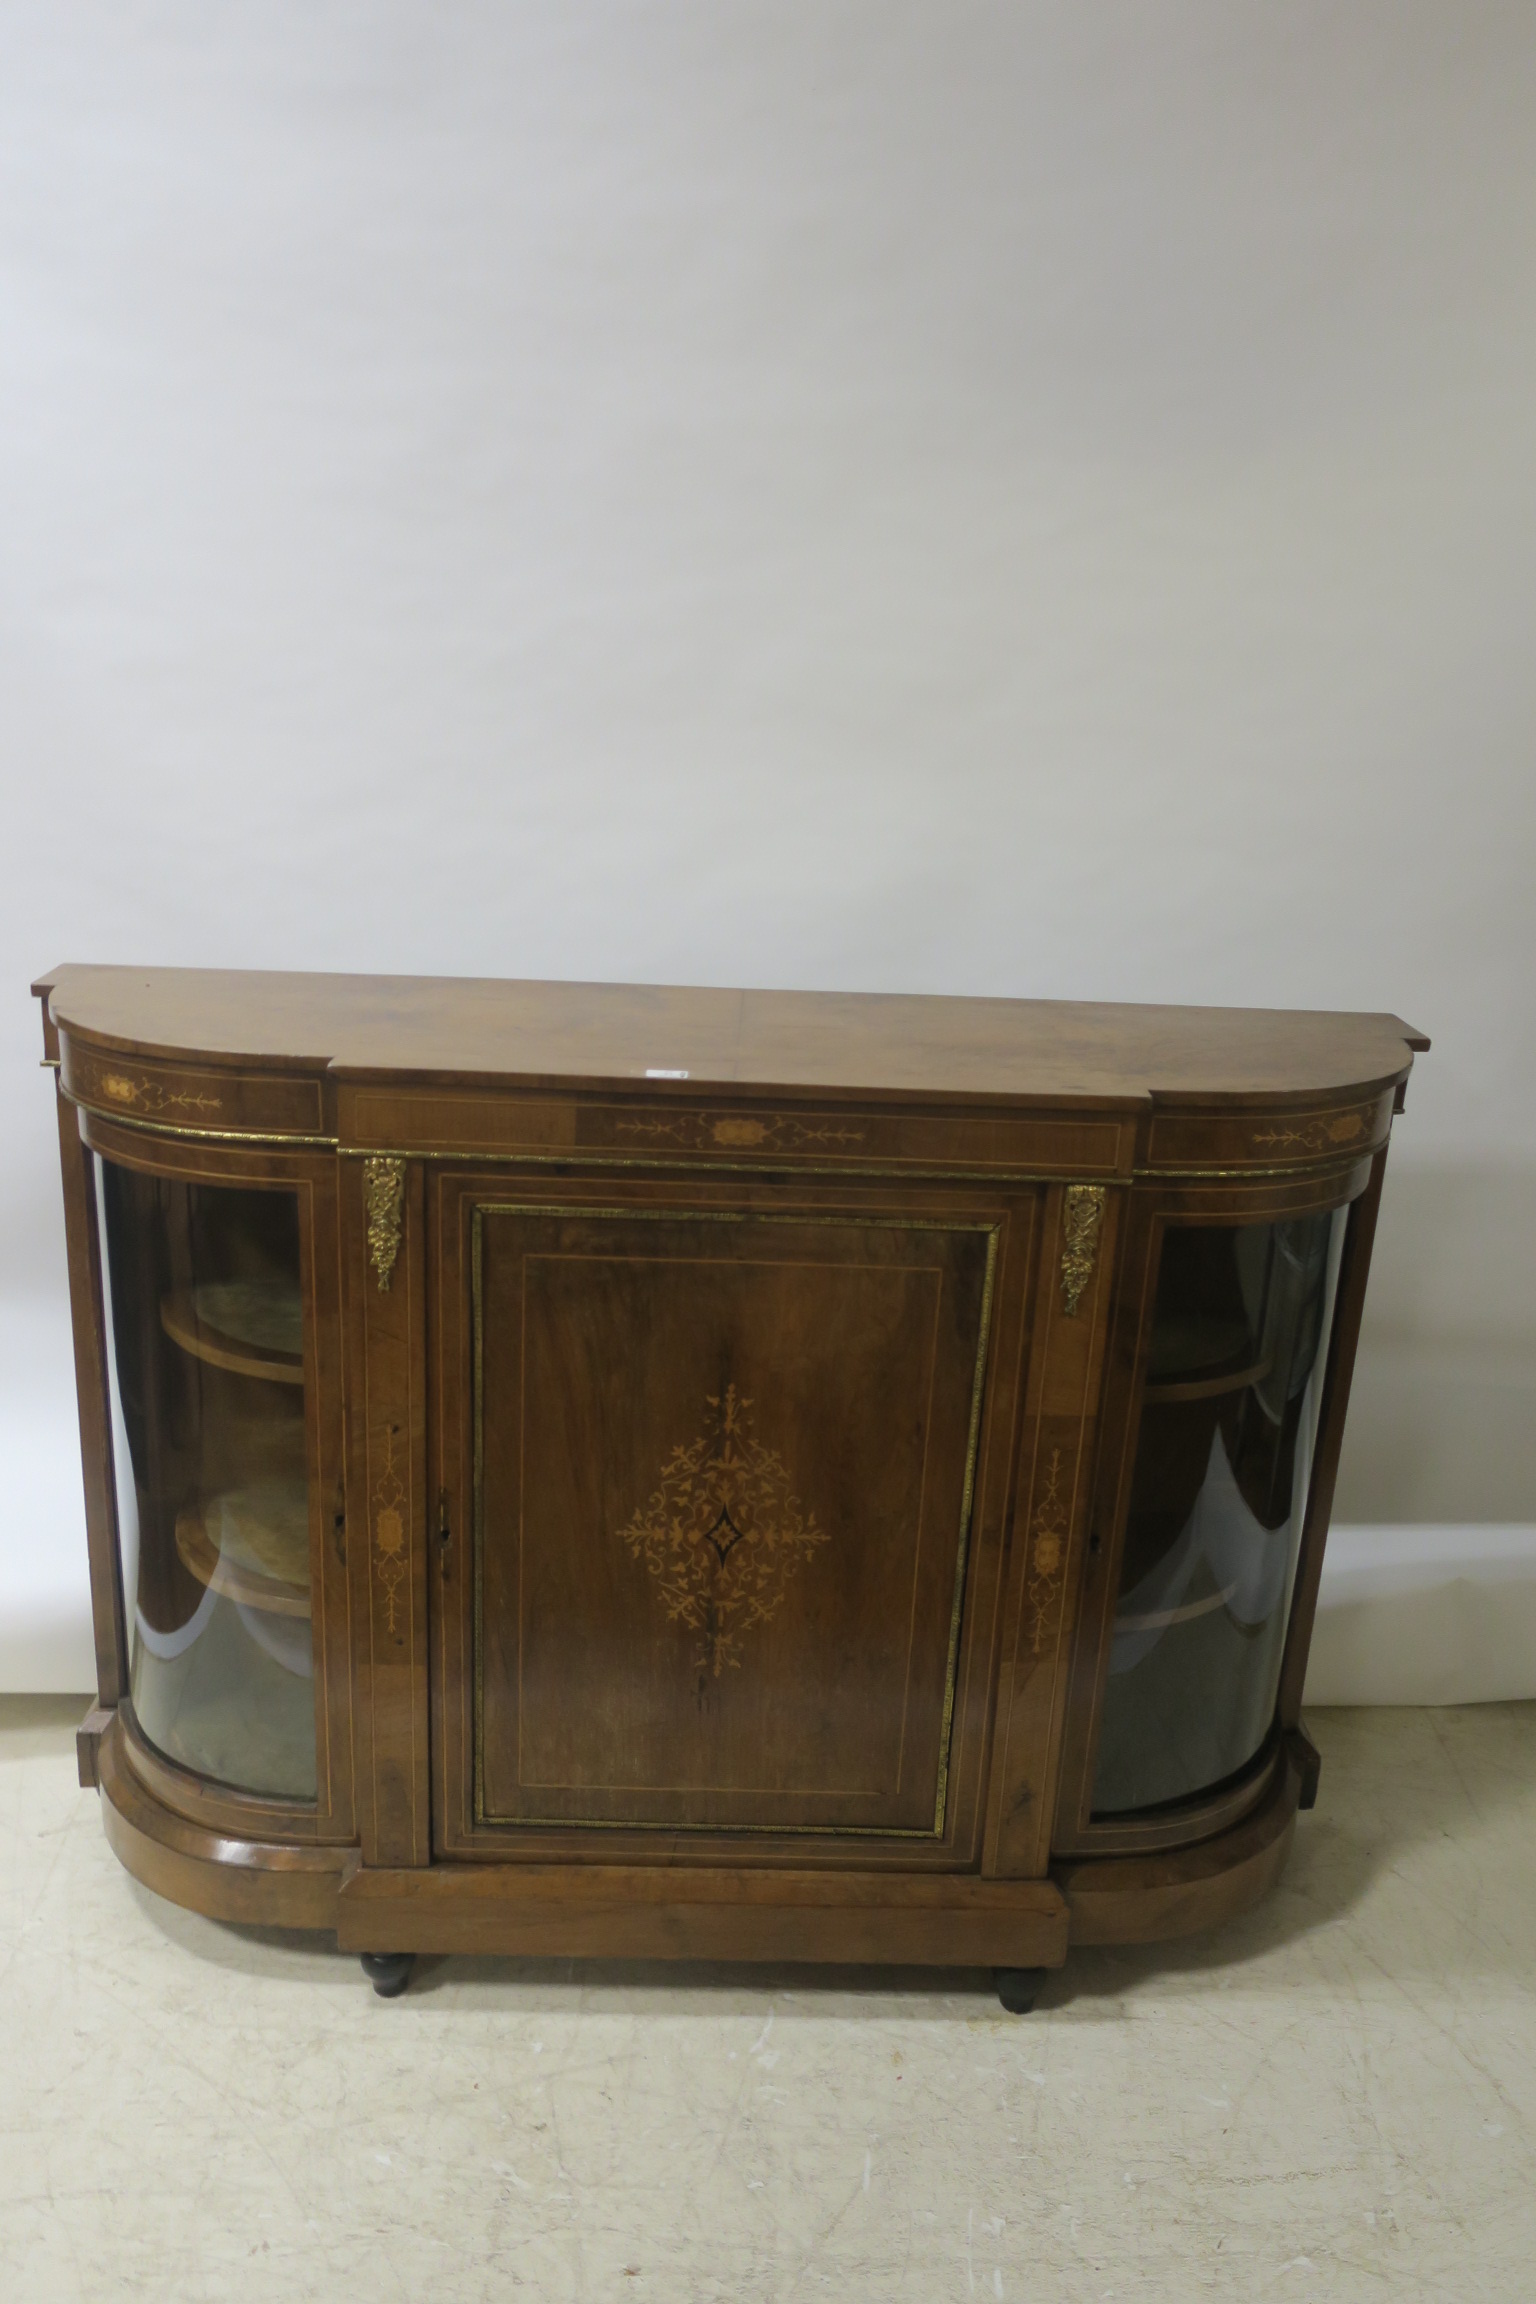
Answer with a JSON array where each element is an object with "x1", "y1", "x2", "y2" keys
[
  {"x1": 96, "y1": 1157, "x2": 317, "y2": 1801},
  {"x1": 1091, "y1": 1208, "x2": 1346, "y2": 1817}
]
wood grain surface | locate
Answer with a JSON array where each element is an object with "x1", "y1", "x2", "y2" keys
[{"x1": 36, "y1": 964, "x2": 1427, "y2": 1104}]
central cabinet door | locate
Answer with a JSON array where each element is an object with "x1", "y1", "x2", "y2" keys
[{"x1": 435, "y1": 1182, "x2": 1008, "y2": 1844}]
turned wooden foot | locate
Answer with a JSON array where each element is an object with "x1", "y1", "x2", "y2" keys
[
  {"x1": 360, "y1": 1952, "x2": 415, "y2": 1998},
  {"x1": 994, "y1": 1966, "x2": 1047, "y2": 2014}
]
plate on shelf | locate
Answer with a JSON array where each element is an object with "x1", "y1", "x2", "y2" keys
[
  {"x1": 175, "y1": 1479, "x2": 312, "y2": 1618},
  {"x1": 161, "y1": 1281, "x2": 304, "y2": 1384}
]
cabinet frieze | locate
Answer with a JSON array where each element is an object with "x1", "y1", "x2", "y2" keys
[
  {"x1": 61, "y1": 1036, "x2": 328, "y2": 1142},
  {"x1": 338, "y1": 1084, "x2": 1134, "y2": 1177},
  {"x1": 1141, "y1": 1091, "x2": 1393, "y2": 1175}
]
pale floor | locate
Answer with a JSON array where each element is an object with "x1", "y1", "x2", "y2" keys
[{"x1": 2, "y1": 1702, "x2": 1533, "y2": 2302}]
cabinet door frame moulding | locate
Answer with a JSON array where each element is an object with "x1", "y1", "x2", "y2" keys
[
  {"x1": 426, "y1": 1160, "x2": 1046, "y2": 1873},
  {"x1": 53, "y1": 1086, "x2": 128, "y2": 1743}
]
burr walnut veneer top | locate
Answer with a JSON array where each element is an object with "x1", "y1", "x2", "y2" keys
[{"x1": 35, "y1": 966, "x2": 1428, "y2": 1107}]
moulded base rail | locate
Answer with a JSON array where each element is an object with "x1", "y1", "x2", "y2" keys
[{"x1": 85, "y1": 1708, "x2": 1308, "y2": 2011}]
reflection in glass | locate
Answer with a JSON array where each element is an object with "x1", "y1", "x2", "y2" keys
[
  {"x1": 97, "y1": 1158, "x2": 317, "y2": 1800},
  {"x1": 1092, "y1": 1209, "x2": 1346, "y2": 1816}
]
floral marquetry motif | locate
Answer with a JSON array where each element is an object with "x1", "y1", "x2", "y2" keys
[
  {"x1": 614, "y1": 1112, "x2": 865, "y2": 1152},
  {"x1": 1024, "y1": 1447, "x2": 1071, "y2": 1655},
  {"x1": 96, "y1": 1072, "x2": 222, "y2": 1117},
  {"x1": 620, "y1": 1386, "x2": 832, "y2": 1676},
  {"x1": 372, "y1": 1426, "x2": 408, "y2": 1637},
  {"x1": 1249, "y1": 1111, "x2": 1369, "y2": 1154}
]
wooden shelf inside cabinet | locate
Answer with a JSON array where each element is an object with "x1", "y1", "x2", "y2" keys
[
  {"x1": 1143, "y1": 1357, "x2": 1272, "y2": 1407},
  {"x1": 174, "y1": 1491, "x2": 312, "y2": 1620},
  {"x1": 160, "y1": 1284, "x2": 304, "y2": 1386},
  {"x1": 1115, "y1": 1580, "x2": 1240, "y2": 1635},
  {"x1": 1143, "y1": 1312, "x2": 1271, "y2": 1407}
]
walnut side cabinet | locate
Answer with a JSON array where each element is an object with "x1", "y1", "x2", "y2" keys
[{"x1": 35, "y1": 967, "x2": 1425, "y2": 2006}]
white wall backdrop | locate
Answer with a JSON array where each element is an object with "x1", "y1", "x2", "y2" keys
[{"x1": 2, "y1": 4, "x2": 1533, "y2": 1686}]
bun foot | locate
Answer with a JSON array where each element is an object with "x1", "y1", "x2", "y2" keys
[
  {"x1": 994, "y1": 1966, "x2": 1047, "y2": 2014},
  {"x1": 361, "y1": 1952, "x2": 415, "y2": 1998}
]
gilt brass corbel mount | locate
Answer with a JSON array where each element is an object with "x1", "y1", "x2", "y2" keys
[
  {"x1": 1059, "y1": 1184, "x2": 1107, "y2": 1317},
  {"x1": 363, "y1": 1156, "x2": 406, "y2": 1290}
]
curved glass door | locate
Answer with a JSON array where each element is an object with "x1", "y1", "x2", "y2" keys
[
  {"x1": 96, "y1": 1156, "x2": 317, "y2": 1801},
  {"x1": 1091, "y1": 1208, "x2": 1346, "y2": 1817}
]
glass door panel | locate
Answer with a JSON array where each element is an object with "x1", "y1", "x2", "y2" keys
[
  {"x1": 96, "y1": 1157, "x2": 317, "y2": 1801},
  {"x1": 1091, "y1": 1208, "x2": 1345, "y2": 1816}
]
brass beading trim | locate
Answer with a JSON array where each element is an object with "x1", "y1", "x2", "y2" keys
[
  {"x1": 1129, "y1": 1152, "x2": 1382, "y2": 1183},
  {"x1": 340, "y1": 1144, "x2": 1125, "y2": 1191}
]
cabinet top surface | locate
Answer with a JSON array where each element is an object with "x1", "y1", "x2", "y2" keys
[{"x1": 35, "y1": 965, "x2": 1427, "y2": 1105}]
